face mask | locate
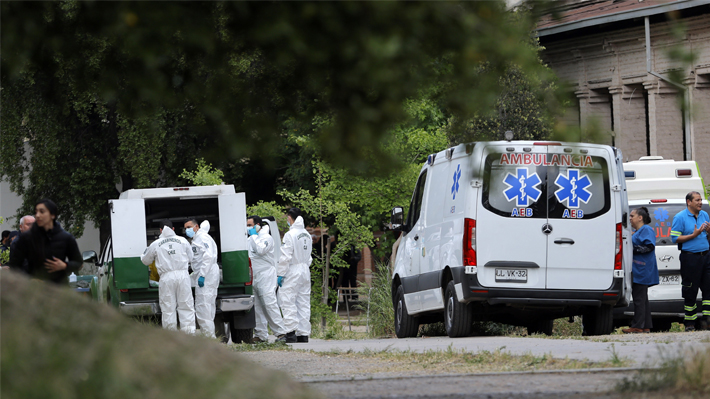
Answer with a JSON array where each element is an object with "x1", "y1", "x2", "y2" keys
[
  {"x1": 248, "y1": 227, "x2": 257, "y2": 236},
  {"x1": 185, "y1": 227, "x2": 195, "y2": 238},
  {"x1": 287, "y1": 220, "x2": 291, "y2": 227}
]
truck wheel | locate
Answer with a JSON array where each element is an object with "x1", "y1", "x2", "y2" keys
[
  {"x1": 444, "y1": 281, "x2": 472, "y2": 338},
  {"x1": 230, "y1": 325, "x2": 253, "y2": 344},
  {"x1": 214, "y1": 314, "x2": 230, "y2": 344},
  {"x1": 394, "y1": 285, "x2": 419, "y2": 338},
  {"x1": 527, "y1": 319, "x2": 554, "y2": 336},
  {"x1": 582, "y1": 305, "x2": 613, "y2": 336}
]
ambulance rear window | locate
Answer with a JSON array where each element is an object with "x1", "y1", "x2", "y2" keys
[
  {"x1": 632, "y1": 204, "x2": 710, "y2": 246},
  {"x1": 482, "y1": 152, "x2": 611, "y2": 219}
]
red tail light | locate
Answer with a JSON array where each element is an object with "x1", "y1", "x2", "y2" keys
[
  {"x1": 614, "y1": 223, "x2": 622, "y2": 270},
  {"x1": 463, "y1": 218, "x2": 477, "y2": 266},
  {"x1": 650, "y1": 199, "x2": 668, "y2": 203},
  {"x1": 120, "y1": 289, "x2": 128, "y2": 293},
  {"x1": 245, "y1": 258, "x2": 253, "y2": 286}
]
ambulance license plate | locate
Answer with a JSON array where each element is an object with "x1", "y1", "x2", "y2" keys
[
  {"x1": 660, "y1": 275, "x2": 680, "y2": 285},
  {"x1": 495, "y1": 268, "x2": 527, "y2": 282}
]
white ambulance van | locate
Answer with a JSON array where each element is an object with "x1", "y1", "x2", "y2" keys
[
  {"x1": 614, "y1": 156, "x2": 708, "y2": 331},
  {"x1": 390, "y1": 140, "x2": 632, "y2": 337}
]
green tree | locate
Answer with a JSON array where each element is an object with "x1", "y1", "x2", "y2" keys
[
  {"x1": 179, "y1": 158, "x2": 224, "y2": 186},
  {"x1": 1, "y1": 1, "x2": 559, "y2": 238}
]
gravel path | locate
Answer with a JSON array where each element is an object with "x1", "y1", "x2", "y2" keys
[{"x1": 240, "y1": 331, "x2": 710, "y2": 398}]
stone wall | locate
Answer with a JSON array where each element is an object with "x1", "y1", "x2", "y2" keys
[{"x1": 541, "y1": 13, "x2": 710, "y2": 181}]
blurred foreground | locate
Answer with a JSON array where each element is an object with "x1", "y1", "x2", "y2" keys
[{"x1": 0, "y1": 270, "x2": 320, "y2": 399}]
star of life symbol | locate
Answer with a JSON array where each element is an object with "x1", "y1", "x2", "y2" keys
[
  {"x1": 554, "y1": 169, "x2": 592, "y2": 208},
  {"x1": 451, "y1": 164, "x2": 462, "y2": 200},
  {"x1": 503, "y1": 168, "x2": 542, "y2": 207}
]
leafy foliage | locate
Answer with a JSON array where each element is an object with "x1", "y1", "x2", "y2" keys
[
  {"x1": 179, "y1": 158, "x2": 224, "y2": 186},
  {"x1": 1, "y1": 1, "x2": 558, "y2": 236}
]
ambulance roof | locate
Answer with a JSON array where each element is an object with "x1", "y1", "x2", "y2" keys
[
  {"x1": 623, "y1": 157, "x2": 706, "y2": 200},
  {"x1": 118, "y1": 184, "x2": 236, "y2": 200}
]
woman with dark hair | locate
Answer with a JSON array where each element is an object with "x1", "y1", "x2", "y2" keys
[
  {"x1": 623, "y1": 206, "x2": 660, "y2": 333},
  {"x1": 7, "y1": 199, "x2": 82, "y2": 284}
]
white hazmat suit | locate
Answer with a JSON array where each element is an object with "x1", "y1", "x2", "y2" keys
[
  {"x1": 248, "y1": 224, "x2": 287, "y2": 341},
  {"x1": 190, "y1": 220, "x2": 220, "y2": 338},
  {"x1": 277, "y1": 216, "x2": 313, "y2": 337},
  {"x1": 141, "y1": 226, "x2": 196, "y2": 333}
]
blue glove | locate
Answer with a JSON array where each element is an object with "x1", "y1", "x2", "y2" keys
[
  {"x1": 198, "y1": 276, "x2": 205, "y2": 288},
  {"x1": 277, "y1": 276, "x2": 283, "y2": 287}
]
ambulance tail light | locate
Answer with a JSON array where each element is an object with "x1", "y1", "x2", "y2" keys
[
  {"x1": 614, "y1": 223, "x2": 622, "y2": 270},
  {"x1": 676, "y1": 169, "x2": 692, "y2": 177},
  {"x1": 463, "y1": 218, "x2": 477, "y2": 266},
  {"x1": 650, "y1": 199, "x2": 667, "y2": 203},
  {"x1": 245, "y1": 258, "x2": 253, "y2": 286}
]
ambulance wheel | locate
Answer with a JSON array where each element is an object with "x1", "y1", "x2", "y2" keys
[
  {"x1": 394, "y1": 285, "x2": 419, "y2": 338},
  {"x1": 444, "y1": 280, "x2": 472, "y2": 338},
  {"x1": 231, "y1": 326, "x2": 253, "y2": 344},
  {"x1": 527, "y1": 319, "x2": 554, "y2": 336},
  {"x1": 582, "y1": 305, "x2": 613, "y2": 336}
]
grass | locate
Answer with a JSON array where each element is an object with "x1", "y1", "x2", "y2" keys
[
  {"x1": 617, "y1": 346, "x2": 710, "y2": 396},
  {"x1": 310, "y1": 344, "x2": 631, "y2": 374},
  {"x1": 0, "y1": 270, "x2": 320, "y2": 399}
]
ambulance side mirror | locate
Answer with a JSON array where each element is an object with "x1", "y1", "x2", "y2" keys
[
  {"x1": 390, "y1": 206, "x2": 404, "y2": 232},
  {"x1": 83, "y1": 250, "x2": 98, "y2": 265}
]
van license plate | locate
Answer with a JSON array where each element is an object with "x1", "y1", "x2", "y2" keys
[
  {"x1": 660, "y1": 275, "x2": 680, "y2": 285},
  {"x1": 495, "y1": 269, "x2": 527, "y2": 282}
]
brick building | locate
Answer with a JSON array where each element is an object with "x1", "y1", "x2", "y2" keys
[{"x1": 537, "y1": 0, "x2": 710, "y2": 179}]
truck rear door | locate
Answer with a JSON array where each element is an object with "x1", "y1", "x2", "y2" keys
[
  {"x1": 218, "y1": 192, "x2": 250, "y2": 284},
  {"x1": 110, "y1": 199, "x2": 148, "y2": 289}
]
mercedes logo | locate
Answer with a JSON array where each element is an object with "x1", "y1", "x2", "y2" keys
[{"x1": 542, "y1": 223, "x2": 553, "y2": 235}]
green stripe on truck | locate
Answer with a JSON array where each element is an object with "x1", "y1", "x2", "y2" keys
[
  {"x1": 114, "y1": 257, "x2": 149, "y2": 289},
  {"x1": 221, "y1": 250, "x2": 251, "y2": 284}
]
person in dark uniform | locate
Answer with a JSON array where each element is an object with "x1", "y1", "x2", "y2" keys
[
  {"x1": 671, "y1": 191, "x2": 710, "y2": 331},
  {"x1": 7, "y1": 199, "x2": 82, "y2": 284}
]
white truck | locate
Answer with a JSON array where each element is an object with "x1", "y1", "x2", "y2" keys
[
  {"x1": 84, "y1": 185, "x2": 256, "y2": 342},
  {"x1": 390, "y1": 140, "x2": 632, "y2": 337},
  {"x1": 614, "y1": 156, "x2": 708, "y2": 331}
]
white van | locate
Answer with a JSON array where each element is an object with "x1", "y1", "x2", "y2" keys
[
  {"x1": 390, "y1": 140, "x2": 632, "y2": 337},
  {"x1": 614, "y1": 157, "x2": 708, "y2": 331}
]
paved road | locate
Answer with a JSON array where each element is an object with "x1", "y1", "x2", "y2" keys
[{"x1": 297, "y1": 331, "x2": 710, "y2": 366}]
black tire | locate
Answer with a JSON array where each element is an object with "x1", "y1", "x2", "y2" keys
[
  {"x1": 582, "y1": 305, "x2": 613, "y2": 336},
  {"x1": 214, "y1": 314, "x2": 230, "y2": 343},
  {"x1": 650, "y1": 318, "x2": 674, "y2": 333},
  {"x1": 527, "y1": 319, "x2": 554, "y2": 336},
  {"x1": 444, "y1": 280, "x2": 472, "y2": 337},
  {"x1": 394, "y1": 285, "x2": 419, "y2": 338},
  {"x1": 230, "y1": 326, "x2": 253, "y2": 344}
]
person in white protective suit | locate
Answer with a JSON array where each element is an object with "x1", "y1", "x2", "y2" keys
[
  {"x1": 184, "y1": 218, "x2": 221, "y2": 338},
  {"x1": 247, "y1": 216, "x2": 288, "y2": 343},
  {"x1": 141, "y1": 219, "x2": 196, "y2": 334},
  {"x1": 277, "y1": 208, "x2": 313, "y2": 343}
]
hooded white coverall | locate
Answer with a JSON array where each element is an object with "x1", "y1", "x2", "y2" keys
[
  {"x1": 277, "y1": 216, "x2": 313, "y2": 337},
  {"x1": 190, "y1": 220, "x2": 220, "y2": 338},
  {"x1": 249, "y1": 224, "x2": 287, "y2": 340},
  {"x1": 141, "y1": 226, "x2": 196, "y2": 333}
]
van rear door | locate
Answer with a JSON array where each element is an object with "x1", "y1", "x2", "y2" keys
[
  {"x1": 110, "y1": 199, "x2": 148, "y2": 289},
  {"x1": 545, "y1": 145, "x2": 615, "y2": 290},
  {"x1": 476, "y1": 144, "x2": 549, "y2": 289}
]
